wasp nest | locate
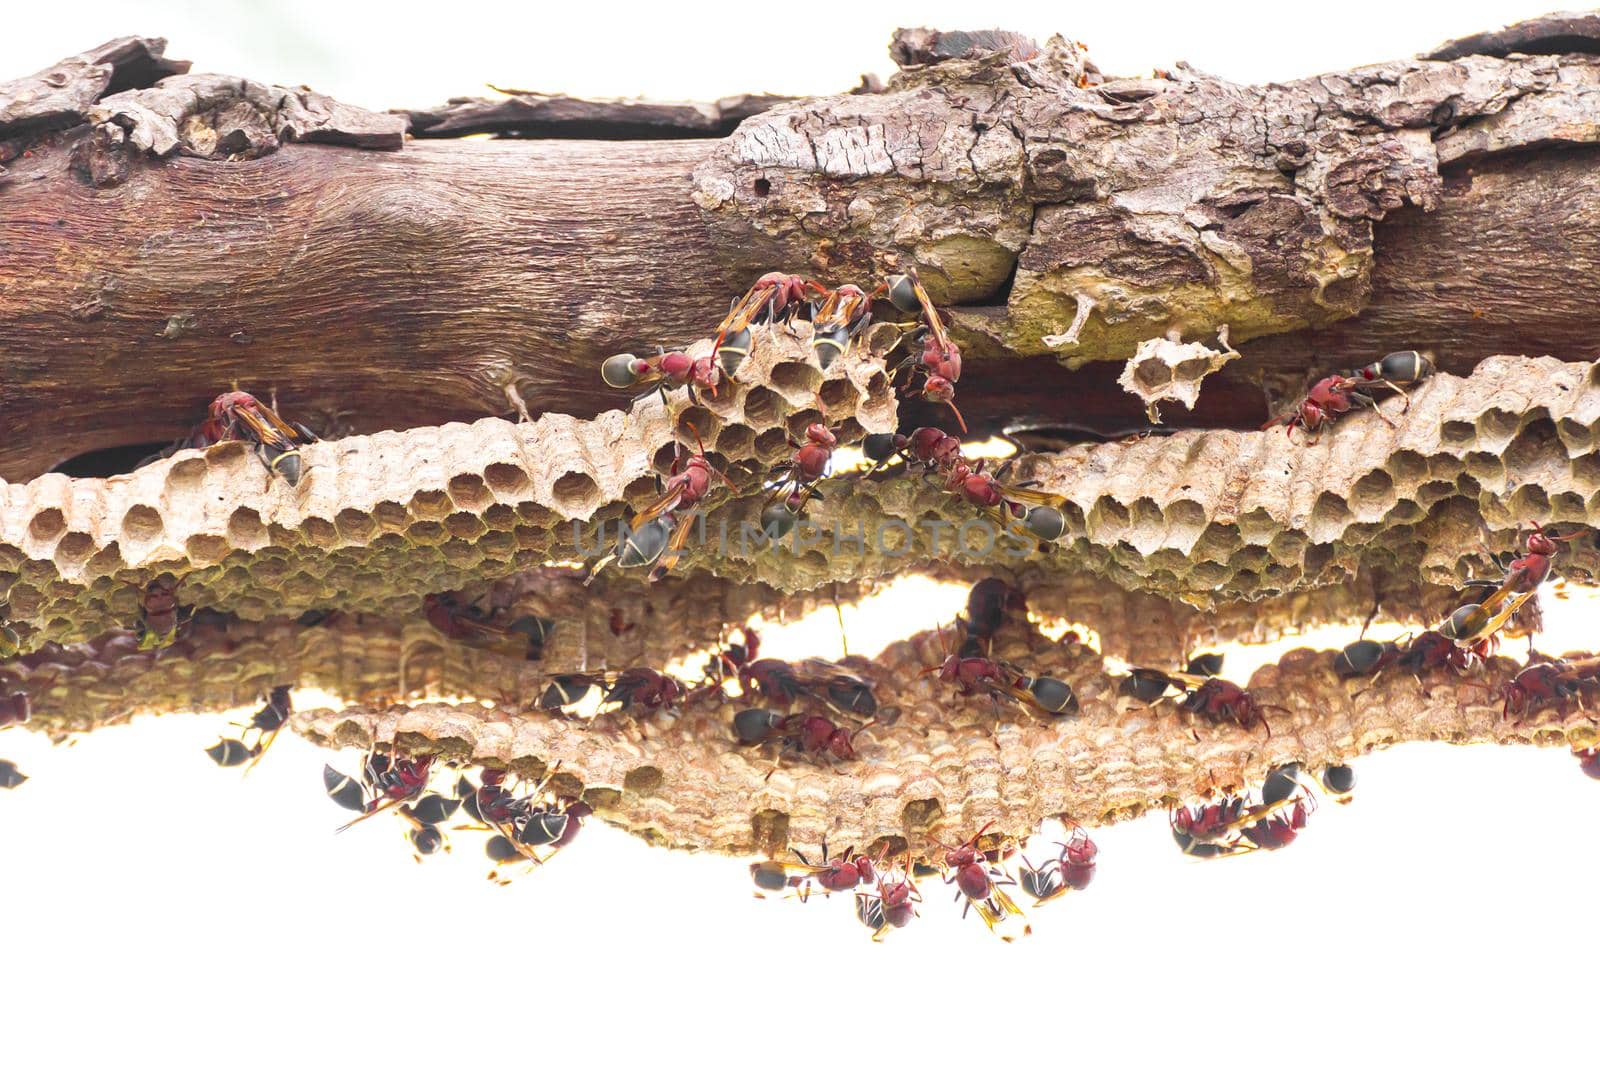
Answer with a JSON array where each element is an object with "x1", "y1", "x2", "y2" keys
[
  {"x1": 297, "y1": 620, "x2": 1596, "y2": 857},
  {"x1": 0, "y1": 327, "x2": 893, "y2": 651}
]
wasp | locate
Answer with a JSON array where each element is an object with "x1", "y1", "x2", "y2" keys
[
  {"x1": 709, "y1": 272, "x2": 825, "y2": 377},
  {"x1": 128, "y1": 573, "x2": 191, "y2": 651},
  {"x1": 1018, "y1": 821, "x2": 1098, "y2": 904},
  {"x1": 939, "y1": 823, "x2": 1031, "y2": 940},
  {"x1": 1440, "y1": 522, "x2": 1585, "y2": 653},
  {"x1": 587, "y1": 428, "x2": 730, "y2": 584},
  {"x1": 422, "y1": 591, "x2": 553, "y2": 661},
  {"x1": 1499, "y1": 656, "x2": 1600, "y2": 722},
  {"x1": 878, "y1": 270, "x2": 967, "y2": 431},
  {"x1": 206, "y1": 685, "x2": 292, "y2": 772},
  {"x1": 809, "y1": 284, "x2": 874, "y2": 369},
  {"x1": 192, "y1": 389, "x2": 319, "y2": 485},
  {"x1": 855, "y1": 856, "x2": 922, "y2": 941},
  {"x1": 600, "y1": 345, "x2": 724, "y2": 405},
  {"x1": 750, "y1": 840, "x2": 880, "y2": 900}
]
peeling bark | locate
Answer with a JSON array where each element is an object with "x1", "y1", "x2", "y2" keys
[{"x1": 8, "y1": 32, "x2": 1600, "y2": 475}]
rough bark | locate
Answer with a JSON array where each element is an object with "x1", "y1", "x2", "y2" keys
[{"x1": 9, "y1": 30, "x2": 1600, "y2": 475}]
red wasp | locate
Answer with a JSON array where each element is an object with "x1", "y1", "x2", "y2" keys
[
  {"x1": 750, "y1": 839, "x2": 880, "y2": 899},
  {"x1": 1176, "y1": 677, "x2": 1283, "y2": 737},
  {"x1": 939, "y1": 822, "x2": 1030, "y2": 939},
  {"x1": 422, "y1": 591, "x2": 553, "y2": 661},
  {"x1": 542, "y1": 667, "x2": 691, "y2": 719},
  {"x1": 501, "y1": 796, "x2": 592, "y2": 859},
  {"x1": 0, "y1": 691, "x2": 30, "y2": 728},
  {"x1": 1018, "y1": 821, "x2": 1098, "y2": 904},
  {"x1": 857, "y1": 426, "x2": 963, "y2": 480},
  {"x1": 1263, "y1": 374, "x2": 1397, "y2": 439},
  {"x1": 924, "y1": 628, "x2": 1072, "y2": 719},
  {"x1": 397, "y1": 788, "x2": 464, "y2": 860},
  {"x1": 809, "y1": 284, "x2": 873, "y2": 369},
  {"x1": 732, "y1": 707, "x2": 869, "y2": 765},
  {"x1": 0, "y1": 759, "x2": 25, "y2": 789},
  {"x1": 1238, "y1": 797, "x2": 1314, "y2": 851},
  {"x1": 855, "y1": 856, "x2": 922, "y2": 941},
  {"x1": 1499, "y1": 656, "x2": 1600, "y2": 722},
  {"x1": 1441, "y1": 522, "x2": 1584, "y2": 653},
  {"x1": 706, "y1": 628, "x2": 878, "y2": 717},
  {"x1": 1396, "y1": 630, "x2": 1478, "y2": 677},
  {"x1": 1170, "y1": 797, "x2": 1271, "y2": 858},
  {"x1": 206, "y1": 684, "x2": 292, "y2": 772},
  {"x1": 1575, "y1": 749, "x2": 1600, "y2": 780},
  {"x1": 710, "y1": 272, "x2": 825, "y2": 376},
  {"x1": 619, "y1": 428, "x2": 731, "y2": 582},
  {"x1": 600, "y1": 667, "x2": 687, "y2": 717},
  {"x1": 325, "y1": 752, "x2": 436, "y2": 832},
  {"x1": 879, "y1": 270, "x2": 967, "y2": 431},
  {"x1": 767, "y1": 422, "x2": 837, "y2": 504},
  {"x1": 600, "y1": 345, "x2": 724, "y2": 404},
  {"x1": 190, "y1": 389, "x2": 319, "y2": 485},
  {"x1": 941, "y1": 456, "x2": 1070, "y2": 547},
  {"x1": 130, "y1": 573, "x2": 190, "y2": 651}
]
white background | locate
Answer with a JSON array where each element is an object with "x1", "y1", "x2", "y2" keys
[{"x1": 4, "y1": 2, "x2": 1598, "y2": 1064}]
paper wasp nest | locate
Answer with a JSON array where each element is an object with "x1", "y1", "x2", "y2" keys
[
  {"x1": 5, "y1": 348, "x2": 1596, "y2": 654},
  {"x1": 0, "y1": 326, "x2": 894, "y2": 651},
  {"x1": 7, "y1": 26, "x2": 1600, "y2": 868}
]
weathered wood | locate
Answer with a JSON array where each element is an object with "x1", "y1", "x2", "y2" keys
[
  {"x1": 7, "y1": 29, "x2": 1600, "y2": 479},
  {"x1": 0, "y1": 36, "x2": 186, "y2": 138},
  {"x1": 399, "y1": 89, "x2": 797, "y2": 140}
]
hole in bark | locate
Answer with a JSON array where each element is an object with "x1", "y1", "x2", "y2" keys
[
  {"x1": 752, "y1": 177, "x2": 771, "y2": 196},
  {"x1": 50, "y1": 442, "x2": 171, "y2": 478}
]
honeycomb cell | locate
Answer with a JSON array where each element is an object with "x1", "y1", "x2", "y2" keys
[
  {"x1": 120, "y1": 504, "x2": 165, "y2": 547},
  {"x1": 28, "y1": 508, "x2": 66, "y2": 543},
  {"x1": 409, "y1": 490, "x2": 453, "y2": 522},
  {"x1": 53, "y1": 532, "x2": 95, "y2": 568},
  {"x1": 447, "y1": 473, "x2": 492, "y2": 511},
  {"x1": 817, "y1": 379, "x2": 854, "y2": 411},
  {"x1": 300, "y1": 517, "x2": 339, "y2": 548},
  {"x1": 1350, "y1": 469, "x2": 1395, "y2": 518},
  {"x1": 443, "y1": 511, "x2": 487, "y2": 541},
  {"x1": 769, "y1": 361, "x2": 821, "y2": 398},
  {"x1": 483, "y1": 461, "x2": 531, "y2": 496},
  {"x1": 185, "y1": 534, "x2": 230, "y2": 566},
  {"x1": 741, "y1": 386, "x2": 781, "y2": 428},
  {"x1": 551, "y1": 472, "x2": 601, "y2": 514},
  {"x1": 226, "y1": 508, "x2": 269, "y2": 549}
]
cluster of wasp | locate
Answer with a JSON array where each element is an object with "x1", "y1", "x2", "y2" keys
[
  {"x1": 1326, "y1": 520, "x2": 1600, "y2": 779},
  {"x1": 750, "y1": 818, "x2": 1099, "y2": 942},
  {"x1": 1171, "y1": 760, "x2": 1355, "y2": 859},
  {"x1": 588, "y1": 269, "x2": 1071, "y2": 584},
  {"x1": 321, "y1": 754, "x2": 590, "y2": 875}
]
